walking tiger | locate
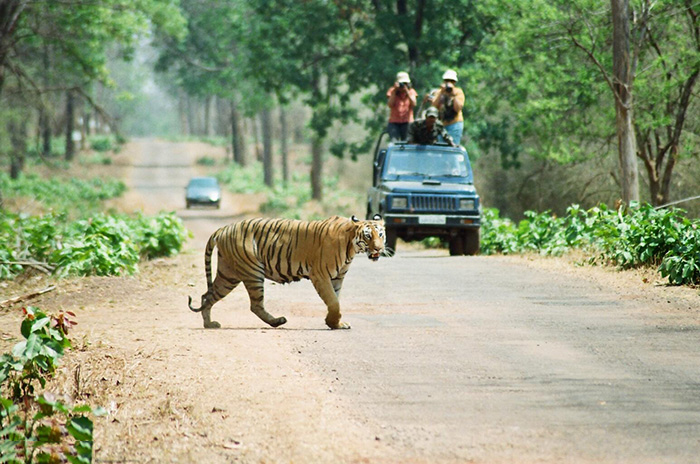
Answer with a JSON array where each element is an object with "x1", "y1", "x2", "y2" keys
[{"x1": 188, "y1": 215, "x2": 386, "y2": 329}]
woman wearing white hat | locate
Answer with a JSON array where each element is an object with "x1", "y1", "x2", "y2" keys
[
  {"x1": 386, "y1": 71, "x2": 418, "y2": 141},
  {"x1": 431, "y1": 69, "x2": 465, "y2": 145}
]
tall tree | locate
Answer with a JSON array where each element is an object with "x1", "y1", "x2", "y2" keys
[
  {"x1": 611, "y1": 0, "x2": 639, "y2": 204},
  {"x1": 470, "y1": 0, "x2": 699, "y2": 207},
  {"x1": 0, "y1": 0, "x2": 185, "y2": 174}
]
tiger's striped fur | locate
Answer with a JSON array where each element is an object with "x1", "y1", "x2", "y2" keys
[{"x1": 188, "y1": 215, "x2": 385, "y2": 329}]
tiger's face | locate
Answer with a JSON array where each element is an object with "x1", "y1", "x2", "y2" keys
[{"x1": 352, "y1": 215, "x2": 385, "y2": 261}]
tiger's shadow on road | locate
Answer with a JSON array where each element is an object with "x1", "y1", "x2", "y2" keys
[{"x1": 187, "y1": 327, "x2": 335, "y2": 332}]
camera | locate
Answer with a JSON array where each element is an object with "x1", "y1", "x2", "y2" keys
[
  {"x1": 399, "y1": 82, "x2": 407, "y2": 89},
  {"x1": 444, "y1": 83, "x2": 453, "y2": 92}
]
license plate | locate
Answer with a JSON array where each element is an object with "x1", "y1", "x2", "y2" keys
[{"x1": 419, "y1": 215, "x2": 446, "y2": 225}]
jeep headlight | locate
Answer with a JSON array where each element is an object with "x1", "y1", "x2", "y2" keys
[
  {"x1": 209, "y1": 193, "x2": 220, "y2": 201},
  {"x1": 390, "y1": 197, "x2": 408, "y2": 210},
  {"x1": 459, "y1": 198, "x2": 475, "y2": 210}
]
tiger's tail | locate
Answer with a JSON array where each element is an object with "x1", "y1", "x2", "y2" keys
[{"x1": 188, "y1": 229, "x2": 220, "y2": 313}]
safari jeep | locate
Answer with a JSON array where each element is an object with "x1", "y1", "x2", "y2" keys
[{"x1": 366, "y1": 135, "x2": 481, "y2": 255}]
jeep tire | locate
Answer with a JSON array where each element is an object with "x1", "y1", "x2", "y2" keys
[
  {"x1": 385, "y1": 227, "x2": 398, "y2": 253},
  {"x1": 463, "y1": 229, "x2": 480, "y2": 256}
]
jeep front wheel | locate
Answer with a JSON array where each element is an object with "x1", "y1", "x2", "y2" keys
[
  {"x1": 385, "y1": 227, "x2": 397, "y2": 254},
  {"x1": 449, "y1": 236, "x2": 464, "y2": 256},
  {"x1": 463, "y1": 229, "x2": 480, "y2": 256}
]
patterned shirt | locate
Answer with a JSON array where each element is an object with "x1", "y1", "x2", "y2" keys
[{"x1": 407, "y1": 119, "x2": 455, "y2": 146}]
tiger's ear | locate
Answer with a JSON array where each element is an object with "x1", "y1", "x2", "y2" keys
[
  {"x1": 372, "y1": 214, "x2": 382, "y2": 221},
  {"x1": 351, "y1": 215, "x2": 360, "y2": 222}
]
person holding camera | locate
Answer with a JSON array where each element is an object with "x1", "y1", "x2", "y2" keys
[
  {"x1": 386, "y1": 71, "x2": 418, "y2": 141},
  {"x1": 407, "y1": 107, "x2": 456, "y2": 147},
  {"x1": 431, "y1": 69, "x2": 465, "y2": 145}
]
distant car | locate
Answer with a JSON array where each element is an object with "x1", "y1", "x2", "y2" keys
[{"x1": 185, "y1": 177, "x2": 221, "y2": 209}]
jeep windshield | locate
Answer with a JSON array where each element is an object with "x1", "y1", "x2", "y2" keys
[{"x1": 382, "y1": 150, "x2": 471, "y2": 182}]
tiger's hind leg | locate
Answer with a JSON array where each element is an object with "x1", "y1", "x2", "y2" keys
[
  {"x1": 243, "y1": 279, "x2": 287, "y2": 328},
  {"x1": 200, "y1": 260, "x2": 242, "y2": 329}
]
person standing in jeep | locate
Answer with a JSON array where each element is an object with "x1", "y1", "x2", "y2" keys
[
  {"x1": 431, "y1": 69, "x2": 465, "y2": 145},
  {"x1": 386, "y1": 71, "x2": 418, "y2": 141}
]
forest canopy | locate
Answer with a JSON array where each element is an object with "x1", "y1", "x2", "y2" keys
[{"x1": 0, "y1": 0, "x2": 698, "y2": 214}]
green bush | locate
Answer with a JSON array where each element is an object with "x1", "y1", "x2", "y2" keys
[
  {"x1": 0, "y1": 173, "x2": 126, "y2": 214},
  {"x1": 52, "y1": 214, "x2": 141, "y2": 277},
  {"x1": 0, "y1": 212, "x2": 189, "y2": 280},
  {"x1": 133, "y1": 212, "x2": 191, "y2": 259},
  {"x1": 1, "y1": 307, "x2": 103, "y2": 464},
  {"x1": 480, "y1": 203, "x2": 700, "y2": 286},
  {"x1": 89, "y1": 135, "x2": 113, "y2": 153}
]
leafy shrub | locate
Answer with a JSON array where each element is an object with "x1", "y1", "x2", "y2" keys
[
  {"x1": 0, "y1": 173, "x2": 126, "y2": 214},
  {"x1": 133, "y1": 212, "x2": 191, "y2": 259},
  {"x1": 481, "y1": 203, "x2": 700, "y2": 286},
  {"x1": 52, "y1": 214, "x2": 141, "y2": 277},
  {"x1": 89, "y1": 135, "x2": 113, "y2": 153},
  {"x1": 217, "y1": 162, "x2": 268, "y2": 194},
  {"x1": 0, "y1": 307, "x2": 103, "y2": 464},
  {"x1": 659, "y1": 225, "x2": 700, "y2": 285},
  {"x1": 479, "y1": 208, "x2": 519, "y2": 255},
  {"x1": 0, "y1": 212, "x2": 189, "y2": 280},
  {"x1": 196, "y1": 156, "x2": 217, "y2": 166}
]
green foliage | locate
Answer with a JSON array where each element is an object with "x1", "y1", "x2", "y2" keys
[
  {"x1": 132, "y1": 212, "x2": 191, "y2": 260},
  {"x1": 88, "y1": 136, "x2": 114, "y2": 153},
  {"x1": 217, "y1": 162, "x2": 363, "y2": 220},
  {"x1": 52, "y1": 215, "x2": 141, "y2": 277},
  {"x1": 0, "y1": 307, "x2": 103, "y2": 464},
  {"x1": 0, "y1": 212, "x2": 189, "y2": 280},
  {"x1": 481, "y1": 203, "x2": 700, "y2": 286},
  {"x1": 0, "y1": 173, "x2": 126, "y2": 215},
  {"x1": 196, "y1": 156, "x2": 216, "y2": 166},
  {"x1": 217, "y1": 162, "x2": 268, "y2": 194}
]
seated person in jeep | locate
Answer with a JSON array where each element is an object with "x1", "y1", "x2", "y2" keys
[{"x1": 407, "y1": 107, "x2": 456, "y2": 147}]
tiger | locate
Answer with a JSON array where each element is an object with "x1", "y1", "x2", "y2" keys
[{"x1": 188, "y1": 214, "x2": 385, "y2": 330}]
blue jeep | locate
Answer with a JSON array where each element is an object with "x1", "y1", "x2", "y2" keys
[{"x1": 366, "y1": 135, "x2": 481, "y2": 255}]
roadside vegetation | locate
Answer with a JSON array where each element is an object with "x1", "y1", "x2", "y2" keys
[
  {"x1": 216, "y1": 160, "x2": 364, "y2": 220},
  {"x1": 0, "y1": 169, "x2": 189, "y2": 282},
  {"x1": 1, "y1": 307, "x2": 102, "y2": 464},
  {"x1": 481, "y1": 204, "x2": 700, "y2": 286}
]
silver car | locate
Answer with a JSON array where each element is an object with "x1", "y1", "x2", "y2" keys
[{"x1": 185, "y1": 177, "x2": 221, "y2": 209}]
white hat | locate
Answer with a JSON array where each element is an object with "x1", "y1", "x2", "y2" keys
[
  {"x1": 396, "y1": 71, "x2": 411, "y2": 83},
  {"x1": 442, "y1": 69, "x2": 458, "y2": 82}
]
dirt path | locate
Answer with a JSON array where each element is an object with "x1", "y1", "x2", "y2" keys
[{"x1": 2, "y1": 139, "x2": 700, "y2": 463}]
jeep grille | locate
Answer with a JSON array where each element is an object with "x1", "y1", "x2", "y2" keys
[{"x1": 412, "y1": 195, "x2": 456, "y2": 212}]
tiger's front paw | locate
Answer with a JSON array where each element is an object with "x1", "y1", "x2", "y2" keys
[
  {"x1": 327, "y1": 321, "x2": 351, "y2": 330},
  {"x1": 204, "y1": 321, "x2": 221, "y2": 329}
]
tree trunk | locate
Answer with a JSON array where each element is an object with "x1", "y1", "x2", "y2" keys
[
  {"x1": 39, "y1": 108, "x2": 51, "y2": 157},
  {"x1": 310, "y1": 66, "x2": 324, "y2": 201},
  {"x1": 178, "y1": 91, "x2": 189, "y2": 136},
  {"x1": 279, "y1": 106, "x2": 290, "y2": 187},
  {"x1": 230, "y1": 100, "x2": 246, "y2": 165},
  {"x1": 252, "y1": 115, "x2": 262, "y2": 162},
  {"x1": 611, "y1": 0, "x2": 639, "y2": 204},
  {"x1": 204, "y1": 96, "x2": 212, "y2": 136},
  {"x1": 65, "y1": 90, "x2": 75, "y2": 161},
  {"x1": 311, "y1": 136, "x2": 323, "y2": 201},
  {"x1": 261, "y1": 107, "x2": 274, "y2": 188},
  {"x1": 40, "y1": 41, "x2": 52, "y2": 157},
  {"x1": 9, "y1": 117, "x2": 27, "y2": 179}
]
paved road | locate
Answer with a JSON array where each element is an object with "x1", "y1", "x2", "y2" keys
[{"x1": 132, "y1": 139, "x2": 700, "y2": 463}]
